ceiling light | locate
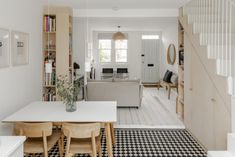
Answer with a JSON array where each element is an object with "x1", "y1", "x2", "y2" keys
[{"x1": 113, "y1": 26, "x2": 126, "y2": 41}]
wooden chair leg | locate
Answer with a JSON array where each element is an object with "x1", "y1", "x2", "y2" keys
[
  {"x1": 58, "y1": 139, "x2": 63, "y2": 157},
  {"x1": 65, "y1": 136, "x2": 71, "y2": 157},
  {"x1": 98, "y1": 136, "x2": 102, "y2": 157},
  {"x1": 168, "y1": 87, "x2": 171, "y2": 99},
  {"x1": 98, "y1": 143, "x2": 102, "y2": 157},
  {"x1": 61, "y1": 134, "x2": 64, "y2": 154},
  {"x1": 43, "y1": 132, "x2": 48, "y2": 157},
  {"x1": 91, "y1": 131, "x2": 97, "y2": 157}
]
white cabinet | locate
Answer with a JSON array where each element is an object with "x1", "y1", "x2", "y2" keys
[
  {"x1": 190, "y1": 47, "x2": 214, "y2": 149},
  {"x1": 213, "y1": 88, "x2": 231, "y2": 149},
  {"x1": 184, "y1": 34, "x2": 231, "y2": 150},
  {"x1": 0, "y1": 136, "x2": 26, "y2": 157}
]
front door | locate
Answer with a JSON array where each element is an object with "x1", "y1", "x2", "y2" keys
[{"x1": 141, "y1": 38, "x2": 160, "y2": 83}]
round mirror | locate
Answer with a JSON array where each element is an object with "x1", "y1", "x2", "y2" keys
[{"x1": 167, "y1": 44, "x2": 176, "y2": 65}]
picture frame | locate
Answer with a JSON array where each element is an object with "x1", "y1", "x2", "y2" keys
[
  {"x1": 11, "y1": 31, "x2": 29, "y2": 66},
  {"x1": 0, "y1": 28, "x2": 10, "y2": 68}
]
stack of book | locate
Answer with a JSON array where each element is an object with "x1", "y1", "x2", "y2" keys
[
  {"x1": 44, "y1": 15, "x2": 56, "y2": 32},
  {"x1": 44, "y1": 71, "x2": 56, "y2": 86},
  {"x1": 43, "y1": 90, "x2": 56, "y2": 101}
]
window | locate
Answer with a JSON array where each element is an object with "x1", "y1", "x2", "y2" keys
[
  {"x1": 99, "y1": 39, "x2": 112, "y2": 63},
  {"x1": 115, "y1": 40, "x2": 128, "y2": 63}
]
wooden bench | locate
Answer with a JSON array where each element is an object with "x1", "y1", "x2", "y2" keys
[{"x1": 157, "y1": 80, "x2": 178, "y2": 99}]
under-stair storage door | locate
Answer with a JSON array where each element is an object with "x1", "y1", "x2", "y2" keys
[
  {"x1": 184, "y1": 35, "x2": 192, "y2": 128},
  {"x1": 190, "y1": 47, "x2": 215, "y2": 150},
  {"x1": 213, "y1": 87, "x2": 231, "y2": 150},
  {"x1": 141, "y1": 39, "x2": 160, "y2": 83}
]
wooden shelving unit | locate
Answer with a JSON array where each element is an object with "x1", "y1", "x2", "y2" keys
[
  {"x1": 42, "y1": 6, "x2": 73, "y2": 101},
  {"x1": 176, "y1": 21, "x2": 185, "y2": 119}
]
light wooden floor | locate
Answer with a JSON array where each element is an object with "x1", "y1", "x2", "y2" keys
[{"x1": 116, "y1": 87, "x2": 184, "y2": 128}]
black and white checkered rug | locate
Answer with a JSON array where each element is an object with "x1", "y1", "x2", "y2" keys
[{"x1": 27, "y1": 129, "x2": 207, "y2": 157}]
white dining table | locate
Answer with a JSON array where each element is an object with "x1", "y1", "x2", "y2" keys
[{"x1": 2, "y1": 101, "x2": 117, "y2": 157}]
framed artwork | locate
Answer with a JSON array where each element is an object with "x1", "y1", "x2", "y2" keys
[
  {"x1": 0, "y1": 28, "x2": 10, "y2": 68},
  {"x1": 11, "y1": 31, "x2": 29, "y2": 66}
]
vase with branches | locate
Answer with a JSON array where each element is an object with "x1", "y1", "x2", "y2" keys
[{"x1": 56, "y1": 75, "x2": 83, "y2": 112}]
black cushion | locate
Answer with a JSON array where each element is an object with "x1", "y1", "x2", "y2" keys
[
  {"x1": 102, "y1": 68, "x2": 113, "y2": 73},
  {"x1": 117, "y1": 68, "x2": 128, "y2": 73},
  {"x1": 163, "y1": 70, "x2": 173, "y2": 83}
]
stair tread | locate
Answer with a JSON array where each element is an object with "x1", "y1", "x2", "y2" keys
[{"x1": 208, "y1": 151, "x2": 233, "y2": 157}]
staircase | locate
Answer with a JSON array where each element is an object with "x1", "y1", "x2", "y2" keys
[
  {"x1": 182, "y1": 0, "x2": 235, "y2": 96},
  {"x1": 180, "y1": 0, "x2": 235, "y2": 156}
]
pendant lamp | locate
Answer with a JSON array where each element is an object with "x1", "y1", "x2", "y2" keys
[{"x1": 112, "y1": 26, "x2": 126, "y2": 40}]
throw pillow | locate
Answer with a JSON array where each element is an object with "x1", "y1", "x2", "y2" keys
[
  {"x1": 163, "y1": 70, "x2": 173, "y2": 83},
  {"x1": 171, "y1": 74, "x2": 178, "y2": 85}
]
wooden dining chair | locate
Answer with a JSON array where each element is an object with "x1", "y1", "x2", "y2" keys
[
  {"x1": 62, "y1": 123, "x2": 102, "y2": 157},
  {"x1": 14, "y1": 122, "x2": 63, "y2": 157}
]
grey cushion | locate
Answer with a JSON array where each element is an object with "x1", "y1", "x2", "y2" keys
[{"x1": 171, "y1": 74, "x2": 178, "y2": 85}]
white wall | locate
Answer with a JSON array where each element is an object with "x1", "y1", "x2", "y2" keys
[
  {"x1": 73, "y1": 17, "x2": 178, "y2": 80},
  {"x1": 0, "y1": 0, "x2": 43, "y2": 135},
  {"x1": 161, "y1": 19, "x2": 178, "y2": 76},
  {"x1": 92, "y1": 31, "x2": 161, "y2": 80},
  {"x1": 73, "y1": 18, "x2": 88, "y2": 75}
]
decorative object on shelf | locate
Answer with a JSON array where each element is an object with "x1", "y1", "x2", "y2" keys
[
  {"x1": 57, "y1": 75, "x2": 83, "y2": 112},
  {"x1": 0, "y1": 28, "x2": 10, "y2": 68},
  {"x1": 73, "y1": 62, "x2": 80, "y2": 76},
  {"x1": 11, "y1": 31, "x2": 29, "y2": 66},
  {"x1": 113, "y1": 26, "x2": 126, "y2": 40},
  {"x1": 167, "y1": 44, "x2": 176, "y2": 65}
]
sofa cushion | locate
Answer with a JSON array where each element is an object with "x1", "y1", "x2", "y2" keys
[
  {"x1": 86, "y1": 81, "x2": 142, "y2": 107},
  {"x1": 163, "y1": 70, "x2": 173, "y2": 83},
  {"x1": 113, "y1": 78, "x2": 140, "y2": 83}
]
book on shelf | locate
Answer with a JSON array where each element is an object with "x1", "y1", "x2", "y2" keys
[
  {"x1": 44, "y1": 71, "x2": 56, "y2": 86},
  {"x1": 43, "y1": 90, "x2": 56, "y2": 101},
  {"x1": 69, "y1": 34, "x2": 72, "y2": 50},
  {"x1": 44, "y1": 15, "x2": 56, "y2": 32}
]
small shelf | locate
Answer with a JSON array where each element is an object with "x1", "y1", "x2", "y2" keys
[
  {"x1": 43, "y1": 85, "x2": 56, "y2": 88},
  {"x1": 44, "y1": 31, "x2": 56, "y2": 34},
  {"x1": 44, "y1": 49, "x2": 56, "y2": 52}
]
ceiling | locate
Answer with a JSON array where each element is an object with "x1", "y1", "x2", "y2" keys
[{"x1": 45, "y1": 0, "x2": 189, "y2": 9}]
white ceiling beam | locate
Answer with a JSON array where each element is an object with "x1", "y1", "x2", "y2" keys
[{"x1": 73, "y1": 9, "x2": 178, "y2": 17}]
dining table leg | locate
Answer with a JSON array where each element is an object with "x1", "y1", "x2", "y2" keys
[
  {"x1": 110, "y1": 123, "x2": 116, "y2": 145},
  {"x1": 105, "y1": 123, "x2": 113, "y2": 157}
]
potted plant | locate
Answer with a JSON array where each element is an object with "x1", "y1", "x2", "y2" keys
[{"x1": 56, "y1": 75, "x2": 83, "y2": 112}]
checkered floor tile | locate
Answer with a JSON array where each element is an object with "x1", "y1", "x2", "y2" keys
[{"x1": 26, "y1": 129, "x2": 207, "y2": 157}]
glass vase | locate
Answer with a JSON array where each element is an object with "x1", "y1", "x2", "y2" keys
[{"x1": 65, "y1": 101, "x2": 77, "y2": 112}]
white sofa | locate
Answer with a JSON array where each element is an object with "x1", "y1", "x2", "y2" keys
[{"x1": 86, "y1": 79, "x2": 143, "y2": 108}]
